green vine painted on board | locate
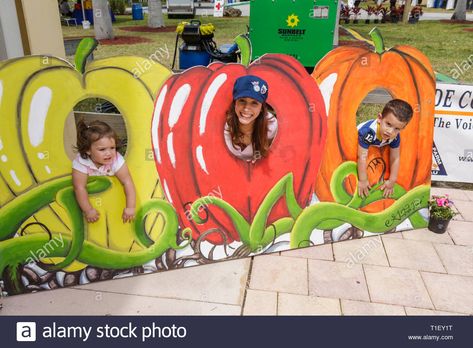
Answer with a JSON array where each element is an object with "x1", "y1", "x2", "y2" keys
[
  {"x1": 190, "y1": 161, "x2": 428, "y2": 251},
  {"x1": 0, "y1": 161, "x2": 428, "y2": 294},
  {"x1": 0, "y1": 175, "x2": 191, "y2": 294}
]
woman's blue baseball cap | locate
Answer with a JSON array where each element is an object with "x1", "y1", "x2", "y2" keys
[{"x1": 233, "y1": 75, "x2": 269, "y2": 103}]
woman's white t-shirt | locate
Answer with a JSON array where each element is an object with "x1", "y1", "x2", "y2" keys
[{"x1": 224, "y1": 113, "x2": 278, "y2": 161}]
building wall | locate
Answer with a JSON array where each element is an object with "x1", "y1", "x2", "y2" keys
[
  {"x1": 0, "y1": 18, "x2": 7, "y2": 60},
  {"x1": 20, "y1": 0, "x2": 66, "y2": 57},
  {"x1": 0, "y1": 0, "x2": 24, "y2": 60}
]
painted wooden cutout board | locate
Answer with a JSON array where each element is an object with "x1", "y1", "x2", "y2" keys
[{"x1": 0, "y1": 38, "x2": 435, "y2": 296}]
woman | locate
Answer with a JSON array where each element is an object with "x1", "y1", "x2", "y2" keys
[{"x1": 224, "y1": 75, "x2": 278, "y2": 162}]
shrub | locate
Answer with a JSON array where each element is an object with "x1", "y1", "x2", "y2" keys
[{"x1": 110, "y1": 0, "x2": 126, "y2": 15}]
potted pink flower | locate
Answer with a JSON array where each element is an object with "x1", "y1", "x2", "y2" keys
[{"x1": 428, "y1": 195, "x2": 457, "y2": 234}]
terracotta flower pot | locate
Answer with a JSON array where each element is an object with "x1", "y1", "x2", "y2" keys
[{"x1": 428, "y1": 217, "x2": 451, "y2": 234}]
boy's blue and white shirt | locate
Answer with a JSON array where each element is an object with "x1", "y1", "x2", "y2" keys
[{"x1": 357, "y1": 119, "x2": 400, "y2": 149}]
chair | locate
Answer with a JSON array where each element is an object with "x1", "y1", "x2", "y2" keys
[{"x1": 61, "y1": 16, "x2": 78, "y2": 26}]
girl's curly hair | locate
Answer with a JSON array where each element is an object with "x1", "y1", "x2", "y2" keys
[{"x1": 75, "y1": 119, "x2": 120, "y2": 159}]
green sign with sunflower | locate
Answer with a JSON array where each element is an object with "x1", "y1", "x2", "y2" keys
[{"x1": 249, "y1": 0, "x2": 338, "y2": 67}]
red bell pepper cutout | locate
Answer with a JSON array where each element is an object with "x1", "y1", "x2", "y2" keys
[{"x1": 151, "y1": 54, "x2": 327, "y2": 244}]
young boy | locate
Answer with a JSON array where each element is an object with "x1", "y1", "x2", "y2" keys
[{"x1": 357, "y1": 99, "x2": 413, "y2": 198}]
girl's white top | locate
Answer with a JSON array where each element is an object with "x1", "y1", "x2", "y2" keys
[{"x1": 72, "y1": 153, "x2": 125, "y2": 176}]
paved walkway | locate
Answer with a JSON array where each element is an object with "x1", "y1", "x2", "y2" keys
[
  {"x1": 347, "y1": 9, "x2": 473, "y2": 21},
  {"x1": 1, "y1": 187, "x2": 472, "y2": 315},
  {"x1": 422, "y1": 12, "x2": 473, "y2": 20}
]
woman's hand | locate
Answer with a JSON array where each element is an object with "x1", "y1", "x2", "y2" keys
[
  {"x1": 122, "y1": 207, "x2": 135, "y2": 223},
  {"x1": 85, "y1": 208, "x2": 100, "y2": 223}
]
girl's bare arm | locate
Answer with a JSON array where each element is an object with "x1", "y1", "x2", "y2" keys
[
  {"x1": 72, "y1": 169, "x2": 100, "y2": 222},
  {"x1": 115, "y1": 164, "x2": 136, "y2": 222}
]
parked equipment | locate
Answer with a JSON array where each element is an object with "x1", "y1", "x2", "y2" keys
[
  {"x1": 172, "y1": 20, "x2": 249, "y2": 70},
  {"x1": 167, "y1": 0, "x2": 195, "y2": 19}
]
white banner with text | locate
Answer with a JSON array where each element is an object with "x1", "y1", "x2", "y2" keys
[{"x1": 432, "y1": 83, "x2": 473, "y2": 183}]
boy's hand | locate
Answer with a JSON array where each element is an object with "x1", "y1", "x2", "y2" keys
[
  {"x1": 85, "y1": 208, "x2": 100, "y2": 223},
  {"x1": 358, "y1": 179, "x2": 371, "y2": 198},
  {"x1": 122, "y1": 207, "x2": 135, "y2": 223},
  {"x1": 380, "y1": 180, "x2": 395, "y2": 198}
]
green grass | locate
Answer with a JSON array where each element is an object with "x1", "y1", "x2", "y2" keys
[
  {"x1": 62, "y1": 14, "x2": 471, "y2": 189},
  {"x1": 64, "y1": 15, "x2": 473, "y2": 122},
  {"x1": 357, "y1": 103, "x2": 385, "y2": 124},
  {"x1": 343, "y1": 21, "x2": 473, "y2": 83},
  {"x1": 63, "y1": 16, "x2": 473, "y2": 83},
  {"x1": 62, "y1": 15, "x2": 249, "y2": 69}
]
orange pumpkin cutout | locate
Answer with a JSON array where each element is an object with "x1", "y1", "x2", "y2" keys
[{"x1": 312, "y1": 28, "x2": 435, "y2": 211}]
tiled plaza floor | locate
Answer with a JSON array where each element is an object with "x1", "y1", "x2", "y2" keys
[{"x1": 2, "y1": 187, "x2": 472, "y2": 315}]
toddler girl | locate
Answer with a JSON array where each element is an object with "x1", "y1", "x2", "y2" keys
[{"x1": 72, "y1": 120, "x2": 136, "y2": 223}]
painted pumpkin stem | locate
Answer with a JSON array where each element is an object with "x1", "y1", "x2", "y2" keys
[
  {"x1": 75, "y1": 38, "x2": 99, "y2": 74},
  {"x1": 369, "y1": 27, "x2": 385, "y2": 54}
]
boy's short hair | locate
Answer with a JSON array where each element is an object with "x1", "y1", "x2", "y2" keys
[{"x1": 381, "y1": 99, "x2": 413, "y2": 123}]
